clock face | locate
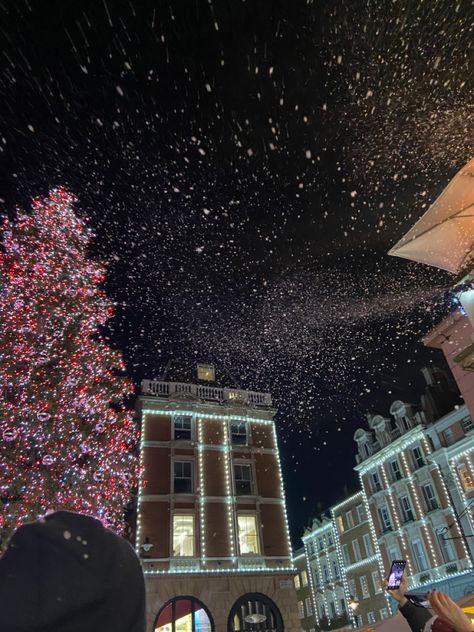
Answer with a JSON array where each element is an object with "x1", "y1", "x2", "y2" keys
[{"x1": 197, "y1": 364, "x2": 215, "y2": 382}]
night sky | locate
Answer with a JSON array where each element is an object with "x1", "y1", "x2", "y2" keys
[{"x1": 0, "y1": 0, "x2": 472, "y2": 546}]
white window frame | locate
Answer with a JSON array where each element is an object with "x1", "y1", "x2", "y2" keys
[
  {"x1": 173, "y1": 414, "x2": 192, "y2": 440},
  {"x1": 357, "y1": 504, "x2": 365, "y2": 523},
  {"x1": 371, "y1": 471, "x2": 381, "y2": 492},
  {"x1": 412, "y1": 446, "x2": 425, "y2": 469},
  {"x1": 237, "y1": 513, "x2": 260, "y2": 555},
  {"x1": 230, "y1": 420, "x2": 248, "y2": 445},
  {"x1": 363, "y1": 533, "x2": 374, "y2": 557},
  {"x1": 372, "y1": 570, "x2": 382, "y2": 593},
  {"x1": 342, "y1": 543, "x2": 351, "y2": 565},
  {"x1": 368, "y1": 612, "x2": 376, "y2": 624},
  {"x1": 411, "y1": 538, "x2": 429, "y2": 571},
  {"x1": 390, "y1": 459, "x2": 402, "y2": 481},
  {"x1": 305, "y1": 596, "x2": 313, "y2": 616},
  {"x1": 348, "y1": 578, "x2": 357, "y2": 599},
  {"x1": 380, "y1": 608, "x2": 389, "y2": 619},
  {"x1": 437, "y1": 532, "x2": 456, "y2": 563},
  {"x1": 360, "y1": 575, "x2": 370, "y2": 599},
  {"x1": 462, "y1": 417, "x2": 473, "y2": 433},
  {"x1": 298, "y1": 601, "x2": 305, "y2": 619},
  {"x1": 379, "y1": 505, "x2": 391, "y2": 531},
  {"x1": 173, "y1": 460, "x2": 193, "y2": 494},
  {"x1": 400, "y1": 495, "x2": 415, "y2": 522},
  {"x1": 352, "y1": 539, "x2": 361, "y2": 561},
  {"x1": 346, "y1": 510, "x2": 354, "y2": 529},
  {"x1": 422, "y1": 483, "x2": 438, "y2": 511},
  {"x1": 172, "y1": 513, "x2": 195, "y2": 557},
  {"x1": 234, "y1": 463, "x2": 253, "y2": 495}
]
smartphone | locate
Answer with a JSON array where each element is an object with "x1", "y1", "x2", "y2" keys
[
  {"x1": 405, "y1": 593, "x2": 430, "y2": 608},
  {"x1": 387, "y1": 560, "x2": 406, "y2": 589}
]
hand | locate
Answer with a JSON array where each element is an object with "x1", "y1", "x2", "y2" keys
[
  {"x1": 428, "y1": 591, "x2": 473, "y2": 632},
  {"x1": 384, "y1": 574, "x2": 408, "y2": 606}
]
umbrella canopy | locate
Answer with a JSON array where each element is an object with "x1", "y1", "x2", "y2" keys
[{"x1": 389, "y1": 157, "x2": 474, "y2": 274}]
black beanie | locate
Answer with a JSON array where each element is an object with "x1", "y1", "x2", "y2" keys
[{"x1": 0, "y1": 510, "x2": 146, "y2": 632}]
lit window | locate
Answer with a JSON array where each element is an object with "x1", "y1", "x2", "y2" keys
[
  {"x1": 172, "y1": 515, "x2": 195, "y2": 557},
  {"x1": 360, "y1": 575, "x2": 370, "y2": 599},
  {"x1": 230, "y1": 421, "x2": 247, "y2": 445},
  {"x1": 174, "y1": 415, "x2": 192, "y2": 440},
  {"x1": 422, "y1": 483, "x2": 438, "y2": 511},
  {"x1": 294, "y1": 574, "x2": 301, "y2": 590},
  {"x1": 174, "y1": 461, "x2": 193, "y2": 494},
  {"x1": 457, "y1": 463, "x2": 474, "y2": 492},
  {"x1": 346, "y1": 511, "x2": 354, "y2": 528},
  {"x1": 234, "y1": 464, "x2": 252, "y2": 495},
  {"x1": 301, "y1": 569, "x2": 308, "y2": 586},
  {"x1": 154, "y1": 597, "x2": 212, "y2": 632},
  {"x1": 336, "y1": 515, "x2": 344, "y2": 533},
  {"x1": 305, "y1": 597, "x2": 313, "y2": 616},
  {"x1": 197, "y1": 364, "x2": 215, "y2": 382},
  {"x1": 363, "y1": 533, "x2": 373, "y2": 556},
  {"x1": 298, "y1": 601, "x2": 305, "y2": 619},
  {"x1": 237, "y1": 515, "x2": 260, "y2": 555}
]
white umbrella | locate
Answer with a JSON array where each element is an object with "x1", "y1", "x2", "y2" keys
[{"x1": 389, "y1": 157, "x2": 474, "y2": 275}]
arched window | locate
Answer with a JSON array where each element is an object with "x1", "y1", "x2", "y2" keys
[
  {"x1": 228, "y1": 593, "x2": 283, "y2": 632},
  {"x1": 154, "y1": 596, "x2": 214, "y2": 632}
]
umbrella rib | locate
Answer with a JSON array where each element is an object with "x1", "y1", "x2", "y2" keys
[{"x1": 401, "y1": 201, "x2": 474, "y2": 243}]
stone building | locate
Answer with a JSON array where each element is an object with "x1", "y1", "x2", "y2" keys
[{"x1": 136, "y1": 373, "x2": 299, "y2": 632}]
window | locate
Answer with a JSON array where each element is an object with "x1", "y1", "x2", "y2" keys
[
  {"x1": 390, "y1": 459, "x2": 402, "y2": 481},
  {"x1": 234, "y1": 464, "x2": 252, "y2": 495},
  {"x1": 174, "y1": 461, "x2": 193, "y2": 493},
  {"x1": 340, "y1": 598, "x2": 346, "y2": 613},
  {"x1": 318, "y1": 536, "x2": 325, "y2": 551},
  {"x1": 372, "y1": 570, "x2": 382, "y2": 593},
  {"x1": 363, "y1": 533, "x2": 374, "y2": 557},
  {"x1": 172, "y1": 514, "x2": 195, "y2": 557},
  {"x1": 319, "y1": 606, "x2": 325, "y2": 619},
  {"x1": 305, "y1": 597, "x2": 313, "y2": 617},
  {"x1": 368, "y1": 612, "x2": 376, "y2": 624},
  {"x1": 412, "y1": 446, "x2": 425, "y2": 469},
  {"x1": 462, "y1": 417, "x2": 474, "y2": 433},
  {"x1": 230, "y1": 421, "x2": 247, "y2": 445},
  {"x1": 329, "y1": 602, "x2": 336, "y2": 617},
  {"x1": 360, "y1": 575, "x2": 370, "y2": 599},
  {"x1": 388, "y1": 546, "x2": 399, "y2": 562},
  {"x1": 379, "y1": 506, "x2": 392, "y2": 531},
  {"x1": 411, "y1": 538, "x2": 429, "y2": 571},
  {"x1": 438, "y1": 532, "x2": 456, "y2": 563},
  {"x1": 307, "y1": 541, "x2": 315, "y2": 556},
  {"x1": 422, "y1": 483, "x2": 438, "y2": 511},
  {"x1": 336, "y1": 515, "x2": 345, "y2": 533},
  {"x1": 443, "y1": 428, "x2": 455, "y2": 446},
  {"x1": 371, "y1": 471, "x2": 382, "y2": 492},
  {"x1": 173, "y1": 415, "x2": 192, "y2": 440},
  {"x1": 346, "y1": 510, "x2": 354, "y2": 528},
  {"x1": 327, "y1": 532, "x2": 334, "y2": 546},
  {"x1": 301, "y1": 570, "x2": 308, "y2": 586},
  {"x1": 348, "y1": 579, "x2": 357, "y2": 600},
  {"x1": 342, "y1": 544, "x2": 351, "y2": 565},
  {"x1": 237, "y1": 515, "x2": 260, "y2": 555},
  {"x1": 197, "y1": 363, "x2": 215, "y2": 382},
  {"x1": 356, "y1": 615, "x2": 363, "y2": 627},
  {"x1": 332, "y1": 559, "x2": 340, "y2": 579},
  {"x1": 154, "y1": 597, "x2": 213, "y2": 632},
  {"x1": 323, "y1": 564, "x2": 330, "y2": 583},
  {"x1": 294, "y1": 574, "x2": 301, "y2": 590},
  {"x1": 457, "y1": 463, "x2": 474, "y2": 492},
  {"x1": 380, "y1": 608, "x2": 389, "y2": 620},
  {"x1": 298, "y1": 601, "x2": 305, "y2": 619},
  {"x1": 400, "y1": 495, "x2": 415, "y2": 523},
  {"x1": 352, "y1": 539, "x2": 361, "y2": 561},
  {"x1": 357, "y1": 504, "x2": 366, "y2": 523}
]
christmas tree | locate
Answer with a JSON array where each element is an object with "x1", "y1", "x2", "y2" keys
[{"x1": 0, "y1": 187, "x2": 138, "y2": 549}]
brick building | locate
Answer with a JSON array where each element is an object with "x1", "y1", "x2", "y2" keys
[
  {"x1": 331, "y1": 493, "x2": 390, "y2": 628},
  {"x1": 136, "y1": 375, "x2": 299, "y2": 632}
]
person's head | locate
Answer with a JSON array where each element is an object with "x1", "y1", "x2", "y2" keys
[{"x1": 0, "y1": 510, "x2": 145, "y2": 632}]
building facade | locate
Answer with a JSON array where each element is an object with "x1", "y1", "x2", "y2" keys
[
  {"x1": 303, "y1": 517, "x2": 349, "y2": 631},
  {"x1": 136, "y1": 378, "x2": 299, "y2": 632},
  {"x1": 293, "y1": 548, "x2": 316, "y2": 632},
  {"x1": 354, "y1": 399, "x2": 473, "y2": 598},
  {"x1": 331, "y1": 493, "x2": 390, "y2": 628}
]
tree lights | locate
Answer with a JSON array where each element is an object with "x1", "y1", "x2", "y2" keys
[{"x1": 0, "y1": 187, "x2": 138, "y2": 548}]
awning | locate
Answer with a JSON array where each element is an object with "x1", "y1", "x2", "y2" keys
[{"x1": 389, "y1": 157, "x2": 474, "y2": 274}]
